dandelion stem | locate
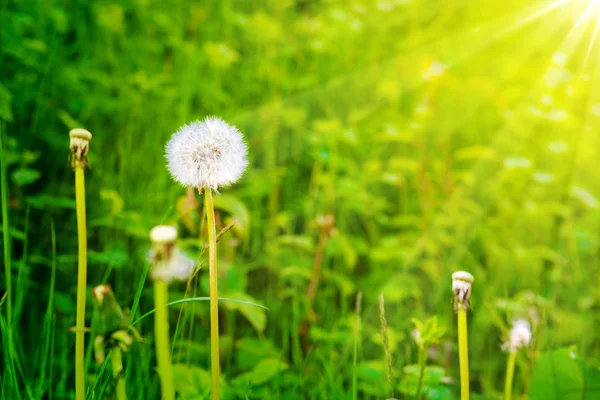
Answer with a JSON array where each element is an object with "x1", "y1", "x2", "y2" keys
[
  {"x1": 154, "y1": 280, "x2": 174, "y2": 400},
  {"x1": 457, "y1": 308, "x2": 470, "y2": 400},
  {"x1": 74, "y1": 165, "x2": 88, "y2": 400},
  {"x1": 205, "y1": 188, "x2": 220, "y2": 400},
  {"x1": 504, "y1": 351, "x2": 517, "y2": 400},
  {"x1": 111, "y1": 348, "x2": 127, "y2": 400}
]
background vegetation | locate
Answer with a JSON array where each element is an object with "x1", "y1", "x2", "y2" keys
[{"x1": 2, "y1": 0, "x2": 600, "y2": 398}]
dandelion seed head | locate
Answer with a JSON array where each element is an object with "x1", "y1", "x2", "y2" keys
[
  {"x1": 150, "y1": 248, "x2": 195, "y2": 283},
  {"x1": 166, "y1": 117, "x2": 248, "y2": 190},
  {"x1": 503, "y1": 319, "x2": 532, "y2": 353}
]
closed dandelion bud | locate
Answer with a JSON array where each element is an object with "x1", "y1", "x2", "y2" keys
[
  {"x1": 69, "y1": 128, "x2": 92, "y2": 168},
  {"x1": 165, "y1": 116, "x2": 248, "y2": 190},
  {"x1": 149, "y1": 225, "x2": 194, "y2": 283},
  {"x1": 452, "y1": 271, "x2": 474, "y2": 311},
  {"x1": 91, "y1": 284, "x2": 127, "y2": 335}
]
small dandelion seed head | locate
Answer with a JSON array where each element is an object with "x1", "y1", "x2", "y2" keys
[
  {"x1": 149, "y1": 225, "x2": 178, "y2": 244},
  {"x1": 502, "y1": 319, "x2": 532, "y2": 353},
  {"x1": 150, "y1": 248, "x2": 195, "y2": 283},
  {"x1": 166, "y1": 116, "x2": 248, "y2": 190},
  {"x1": 452, "y1": 271, "x2": 474, "y2": 311}
]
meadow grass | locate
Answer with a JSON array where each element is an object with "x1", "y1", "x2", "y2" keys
[{"x1": 2, "y1": 1, "x2": 600, "y2": 399}]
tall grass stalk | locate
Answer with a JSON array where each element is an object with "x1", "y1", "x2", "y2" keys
[
  {"x1": 0, "y1": 122, "x2": 21, "y2": 398},
  {"x1": 205, "y1": 188, "x2": 221, "y2": 400},
  {"x1": 379, "y1": 293, "x2": 394, "y2": 399},
  {"x1": 70, "y1": 128, "x2": 92, "y2": 400},
  {"x1": 352, "y1": 292, "x2": 362, "y2": 400}
]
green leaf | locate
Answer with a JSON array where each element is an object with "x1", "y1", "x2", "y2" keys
[
  {"x1": 399, "y1": 365, "x2": 448, "y2": 397},
  {"x1": 172, "y1": 364, "x2": 211, "y2": 398},
  {"x1": 0, "y1": 84, "x2": 13, "y2": 121},
  {"x1": 528, "y1": 348, "x2": 584, "y2": 400},
  {"x1": 28, "y1": 194, "x2": 75, "y2": 209},
  {"x1": 213, "y1": 194, "x2": 250, "y2": 241},
  {"x1": 88, "y1": 249, "x2": 128, "y2": 268},
  {"x1": 235, "y1": 338, "x2": 281, "y2": 372},
  {"x1": 235, "y1": 358, "x2": 288, "y2": 386},
  {"x1": 11, "y1": 168, "x2": 41, "y2": 186},
  {"x1": 221, "y1": 292, "x2": 266, "y2": 333}
]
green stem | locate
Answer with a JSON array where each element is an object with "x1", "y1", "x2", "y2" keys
[
  {"x1": 415, "y1": 348, "x2": 427, "y2": 400},
  {"x1": 457, "y1": 309, "x2": 470, "y2": 400},
  {"x1": 1, "y1": 123, "x2": 21, "y2": 398},
  {"x1": 205, "y1": 189, "x2": 220, "y2": 400},
  {"x1": 504, "y1": 351, "x2": 517, "y2": 400},
  {"x1": 154, "y1": 280, "x2": 174, "y2": 400},
  {"x1": 352, "y1": 332, "x2": 358, "y2": 400},
  {"x1": 352, "y1": 292, "x2": 362, "y2": 400},
  {"x1": 111, "y1": 348, "x2": 127, "y2": 400},
  {"x1": 75, "y1": 165, "x2": 88, "y2": 400}
]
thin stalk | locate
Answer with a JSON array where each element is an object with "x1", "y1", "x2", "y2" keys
[
  {"x1": 74, "y1": 165, "x2": 88, "y2": 400},
  {"x1": 352, "y1": 292, "x2": 362, "y2": 400},
  {"x1": 415, "y1": 347, "x2": 427, "y2": 400},
  {"x1": 111, "y1": 348, "x2": 127, "y2": 400},
  {"x1": 504, "y1": 351, "x2": 517, "y2": 400},
  {"x1": 0, "y1": 124, "x2": 21, "y2": 398},
  {"x1": 154, "y1": 280, "x2": 174, "y2": 400},
  {"x1": 457, "y1": 309, "x2": 470, "y2": 400},
  {"x1": 379, "y1": 293, "x2": 394, "y2": 399},
  {"x1": 205, "y1": 189, "x2": 220, "y2": 400}
]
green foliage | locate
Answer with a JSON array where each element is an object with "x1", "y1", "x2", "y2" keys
[
  {"x1": 529, "y1": 348, "x2": 600, "y2": 400},
  {"x1": 399, "y1": 365, "x2": 453, "y2": 399},
  {"x1": 1, "y1": 0, "x2": 600, "y2": 399},
  {"x1": 412, "y1": 317, "x2": 445, "y2": 350}
]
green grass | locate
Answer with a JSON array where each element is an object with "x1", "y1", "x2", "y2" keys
[{"x1": 2, "y1": 0, "x2": 600, "y2": 399}]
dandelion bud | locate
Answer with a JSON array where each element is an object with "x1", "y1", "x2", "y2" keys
[
  {"x1": 91, "y1": 284, "x2": 126, "y2": 335},
  {"x1": 452, "y1": 271, "x2": 474, "y2": 311},
  {"x1": 69, "y1": 128, "x2": 92, "y2": 167},
  {"x1": 165, "y1": 116, "x2": 248, "y2": 190},
  {"x1": 503, "y1": 319, "x2": 532, "y2": 353},
  {"x1": 150, "y1": 225, "x2": 178, "y2": 245}
]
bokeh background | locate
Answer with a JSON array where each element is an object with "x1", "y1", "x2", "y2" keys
[{"x1": 2, "y1": 0, "x2": 600, "y2": 398}]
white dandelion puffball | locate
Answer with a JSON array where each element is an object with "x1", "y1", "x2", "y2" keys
[
  {"x1": 504, "y1": 319, "x2": 532, "y2": 353},
  {"x1": 166, "y1": 116, "x2": 248, "y2": 190},
  {"x1": 151, "y1": 248, "x2": 195, "y2": 283}
]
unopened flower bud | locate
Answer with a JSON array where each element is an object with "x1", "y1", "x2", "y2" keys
[
  {"x1": 69, "y1": 128, "x2": 92, "y2": 167},
  {"x1": 452, "y1": 271, "x2": 474, "y2": 311}
]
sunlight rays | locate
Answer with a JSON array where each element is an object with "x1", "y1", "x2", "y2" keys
[
  {"x1": 398, "y1": 0, "x2": 600, "y2": 281},
  {"x1": 233, "y1": 0, "x2": 571, "y2": 129},
  {"x1": 583, "y1": 14, "x2": 600, "y2": 68}
]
